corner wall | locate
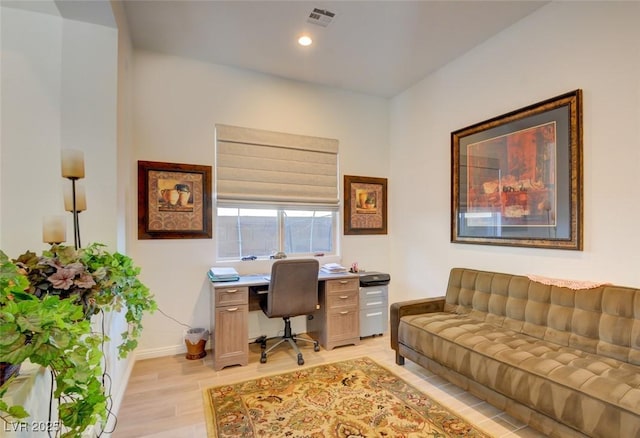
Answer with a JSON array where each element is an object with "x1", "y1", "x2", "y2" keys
[
  {"x1": 1, "y1": 7, "x2": 63, "y2": 256},
  {"x1": 1, "y1": 7, "x2": 119, "y2": 253},
  {"x1": 389, "y1": 2, "x2": 640, "y2": 303}
]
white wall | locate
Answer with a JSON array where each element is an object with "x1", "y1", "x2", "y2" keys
[
  {"x1": 1, "y1": 7, "x2": 119, "y2": 252},
  {"x1": 113, "y1": 0, "x2": 135, "y2": 255},
  {"x1": 131, "y1": 51, "x2": 390, "y2": 356},
  {"x1": 61, "y1": 18, "x2": 119, "y2": 249},
  {"x1": 389, "y1": 2, "x2": 640, "y2": 305},
  {"x1": 1, "y1": 7, "x2": 63, "y2": 256}
]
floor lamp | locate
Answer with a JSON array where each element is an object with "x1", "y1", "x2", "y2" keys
[{"x1": 61, "y1": 149, "x2": 86, "y2": 250}]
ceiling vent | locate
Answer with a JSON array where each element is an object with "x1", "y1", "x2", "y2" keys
[{"x1": 307, "y1": 8, "x2": 335, "y2": 27}]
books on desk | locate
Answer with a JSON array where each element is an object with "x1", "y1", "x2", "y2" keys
[
  {"x1": 208, "y1": 267, "x2": 239, "y2": 282},
  {"x1": 320, "y1": 263, "x2": 348, "y2": 274}
]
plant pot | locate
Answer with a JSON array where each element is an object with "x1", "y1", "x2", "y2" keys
[
  {"x1": 0, "y1": 362, "x2": 21, "y2": 386},
  {"x1": 184, "y1": 328, "x2": 209, "y2": 360}
]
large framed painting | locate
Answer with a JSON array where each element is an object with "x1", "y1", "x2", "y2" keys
[
  {"x1": 451, "y1": 90, "x2": 583, "y2": 250},
  {"x1": 344, "y1": 175, "x2": 387, "y2": 235},
  {"x1": 138, "y1": 160, "x2": 212, "y2": 239}
]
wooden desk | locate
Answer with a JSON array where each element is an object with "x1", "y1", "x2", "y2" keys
[{"x1": 209, "y1": 272, "x2": 359, "y2": 370}]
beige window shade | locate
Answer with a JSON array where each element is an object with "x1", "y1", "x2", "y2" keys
[{"x1": 215, "y1": 124, "x2": 339, "y2": 206}]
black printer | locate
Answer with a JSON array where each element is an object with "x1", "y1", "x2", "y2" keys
[{"x1": 358, "y1": 272, "x2": 390, "y2": 287}]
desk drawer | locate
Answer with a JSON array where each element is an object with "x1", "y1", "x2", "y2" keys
[
  {"x1": 326, "y1": 278, "x2": 359, "y2": 293},
  {"x1": 360, "y1": 296, "x2": 387, "y2": 310},
  {"x1": 359, "y1": 286, "x2": 387, "y2": 303},
  {"x1": 360, "y1": 306, "x2": 388, "y2": 337},
  {"x1": 213, "y1": 304, "x2": 248, "y2": 370},
  {"x1": 308, "y1": 278, "x2": 361, "y2": 351},
  {"x1": 326, "y1": 289, "x2": 358, "y2": 308},
  {"x1": 215, "y1": 286, "x2": 248, "y2": 306},
  {"x1": 327, "y1": 306, "x2": 359, "y2": 342}
]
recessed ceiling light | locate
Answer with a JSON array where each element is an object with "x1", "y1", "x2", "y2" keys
[{"x1": 298, "y1": 35, "x2": 313, "y2": 47}]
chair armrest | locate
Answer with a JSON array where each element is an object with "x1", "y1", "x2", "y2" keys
[{"x1": 390, "y1": 297, "x2": 445, "y2": 353}]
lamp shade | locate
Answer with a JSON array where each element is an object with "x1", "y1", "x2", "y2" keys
[
  {"x1": 64, "y1": 184, "x2": 87, "y2": 212},
  {"x1": 61, "y1": 149, "x2": 85, "y2": 179},
  {"x1": 43, "y1": 215, "x2": 66, "y2": 244}
]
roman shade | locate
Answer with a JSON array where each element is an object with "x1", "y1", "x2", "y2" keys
[{"x1": 215, "y1": 124, "x2": 339, "y2": 207}]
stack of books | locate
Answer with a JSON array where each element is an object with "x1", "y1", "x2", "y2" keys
[
  {"x1": 320, "y1": 263, "x2": 348, "y2": 274},
  {"x1": 208, "y1": 266, "x2": 239, "y2": 282}
]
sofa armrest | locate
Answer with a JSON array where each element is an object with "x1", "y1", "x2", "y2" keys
[{"x1": 390, "y1": 297, "x2": 445, "y2": 360}]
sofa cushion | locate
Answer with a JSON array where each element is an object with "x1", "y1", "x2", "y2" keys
[
  {"x1": 399, "y1": 312, "x2": 640, "y2": 437},
  {"x1": 444, "y1": 268, "x2": 640, "y2": 366}
]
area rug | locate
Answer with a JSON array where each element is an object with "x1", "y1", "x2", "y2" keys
[{"x1": 203, "y1": 356, "x2": 491, "y2": 437}]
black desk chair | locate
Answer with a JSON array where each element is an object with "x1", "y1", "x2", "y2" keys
[{"x1": 260, "y1": 259, "x2": 320, "y2": 365}]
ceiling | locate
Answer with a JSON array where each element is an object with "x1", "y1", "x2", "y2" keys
[
  {"x1": 2, "y1": 0, "x2": 548, "y2": 98},
  {"x1": 121, "y1": 1, "x2": 548, "y2": 98}
]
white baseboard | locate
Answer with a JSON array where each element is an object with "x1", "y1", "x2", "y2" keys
[
  {"x1": 134, "y1": 321, "x2": 307, "y2": 361},
  {"x1": 134, "y1": 343, "x2": 187, "y2": 360}
]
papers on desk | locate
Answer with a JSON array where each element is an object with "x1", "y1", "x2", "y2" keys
[
  {"x1": 209, "y1": 267, "x2": 239, "y2": 282},
  {"x1": 320, "y1": 263, "x2": 348, "y2": 274}
]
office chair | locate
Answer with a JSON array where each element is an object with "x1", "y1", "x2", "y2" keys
[{"x1": 260, "y1": 259, "x2": 320, "y2": 365}]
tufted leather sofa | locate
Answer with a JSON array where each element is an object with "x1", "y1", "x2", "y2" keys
[{"x1": 390, "y1": 268, "x2": 640, "y2": 438}]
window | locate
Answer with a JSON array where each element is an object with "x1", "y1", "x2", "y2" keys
[
  {"x1": 216, "y1": 207, "x2": 336, "y2": 259},
  {"x1": 215, "y1": 124, "x2": 340, "y2": 260},
  {"x1": 283, "y1": 210, "x2": 333, "y2": 254}
]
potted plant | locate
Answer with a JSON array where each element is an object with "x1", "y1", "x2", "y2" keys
[
  {"x1": 0, "y1": 252, "x2": 32, "y2": 388},
  {"x1": 0, "y1": 243, "x2": 156, "y2": 436}
]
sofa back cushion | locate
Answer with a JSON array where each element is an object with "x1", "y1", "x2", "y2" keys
[{"x1": 445, "y1": 268, "x2": 640, "y2": 365}]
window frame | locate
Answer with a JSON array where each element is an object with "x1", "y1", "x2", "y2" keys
[{"x1": 215, "y1": 204, "x2": 339, "y2": 261}]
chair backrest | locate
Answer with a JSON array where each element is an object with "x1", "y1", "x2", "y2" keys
[{"x1": 264, "y1": 259, "x2": 320, "y2": 318}]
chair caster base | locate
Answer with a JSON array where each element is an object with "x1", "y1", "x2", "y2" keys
[
  {"x1": 260, "y1": 352, "x2": 267, "y2": 363},
  {"x1": 297, "y1": 354, "x2": 304, "y2": 366}
]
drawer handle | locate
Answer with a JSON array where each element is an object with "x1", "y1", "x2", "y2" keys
[
  {"x1": 340, "y1": 311, "x2": 349, "y2": 315},
  {"x1": 226, "y1": 307, "x2": 239, "y2": 312},
  {"x1": 367, "y1": 301, "x2": 383, "y2": 306},
  {"x1": 366, "y1": 311, "x2": 383, "y2": 317},
  {"x1": 339, "y1": 280, "x2": 349, "y2": 284},
  {"x1": 339, "y1": 295, "x2": 349, "y2": 299},
  {"x1": 365, "y1": 290, "x2": 382, "y2": 296},
  {"x1": 225, "y1": 289, "x2": 238, "y2": 293}
]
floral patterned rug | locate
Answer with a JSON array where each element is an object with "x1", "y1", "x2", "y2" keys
[{"x1": 203, "y1": 357, "x2": 491, "y2": 437}]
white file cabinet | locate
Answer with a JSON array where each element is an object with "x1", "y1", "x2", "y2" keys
[{"x1": 359, "y1": 282, "x2": 388, "y2": 338}]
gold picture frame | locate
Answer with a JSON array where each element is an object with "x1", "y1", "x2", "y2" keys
[{"x1": 451, "y1": 90, "x2": 583, "y2": 250}]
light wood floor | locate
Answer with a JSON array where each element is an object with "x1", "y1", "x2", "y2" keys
[{"x1": 113, "y1": 335, "x2": 546, "y2": 437}]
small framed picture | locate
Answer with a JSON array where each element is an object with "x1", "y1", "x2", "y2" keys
[
  {"x1": 344, "y1": 175, "x2": 388, "y2": 235},
  {"x1": 138, "y1": 161, "x2": 212, "y2": 239}
]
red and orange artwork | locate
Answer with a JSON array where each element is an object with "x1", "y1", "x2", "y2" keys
[{"x1": 466, "y1": 122, "x2": 556, "y2": 226}]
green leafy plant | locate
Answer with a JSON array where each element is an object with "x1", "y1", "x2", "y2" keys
[
  {"x1": 15, "y1": 243, "x2": 157, "y2": 358},
  {"x1": 0, "y1": 243, "x2": 156, "y2": 436}
]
